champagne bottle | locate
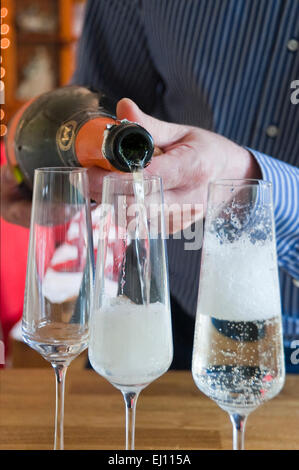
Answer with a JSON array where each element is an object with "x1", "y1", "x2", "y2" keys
[{"x1": 5, "y1": 85, "x2": 154, "y2": 189}]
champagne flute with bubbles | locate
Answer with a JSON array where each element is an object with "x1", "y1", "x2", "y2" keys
[
  {"x1": 192, "y1": 179, "x2": 285, "y2": 450},
  {"x1": 88, "y1": 173, "x2": 173, "y2": 450},
  {"x1": 22, "y1": 168, "x2": 94, "y2": 450}
]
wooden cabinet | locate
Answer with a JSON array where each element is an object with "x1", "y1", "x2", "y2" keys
[{"x1": 0, "y1": 0, "x2": 86, "y2": 136}]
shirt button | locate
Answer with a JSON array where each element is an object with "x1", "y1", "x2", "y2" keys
[
  {"x1": 287, "y1": 39, "x2": 299, "y2": 52},
  {"x1": 266, "y1": 125, "x2": 279, "y2": 138}
]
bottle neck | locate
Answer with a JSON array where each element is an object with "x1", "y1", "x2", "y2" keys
[
  {"x1": 75, "y1": 118, "x2": 154, "y2": 172},
  {"x1": 74, "y1": 115, "x2": 117, "y2": 170},
  {"x1": 103, "y1": 120, "x2": 154, "y2": 172}
]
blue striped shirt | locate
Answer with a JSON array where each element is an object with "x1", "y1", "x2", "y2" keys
[{"x1": 73, "y1": 0, "x2": 299, "y2": 370}]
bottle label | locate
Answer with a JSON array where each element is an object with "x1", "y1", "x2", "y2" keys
[
  {"x1": 55, "y1": 112, "x2": 89, "y2": 166},
  {"x1": 56, "y1": 120, "x2": 78, "y2": 152}
]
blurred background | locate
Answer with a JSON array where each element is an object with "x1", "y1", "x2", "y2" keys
[{"x1": 0, "y1": 0, "x2": 87, "y2": 368}]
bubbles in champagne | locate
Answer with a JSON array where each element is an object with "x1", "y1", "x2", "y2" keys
[
  {"x1": 193, "y1": 219, "x2": 285, "y2": 413},
  {"x1": 192, "y1": 315, "x2": 285, "y2": 413},
  {"x1": 198, "y1": 237, "x2": 281, "y2": 322},
  {"x1": 89, "y1": 297, "x2": 173, "y2": 388}
]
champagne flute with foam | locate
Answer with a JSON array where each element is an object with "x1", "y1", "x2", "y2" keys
[
  {"x1": 88, "y1": 173, "x2": 173, "y2": 450},
  {"x1": 192, "y1": 179, "x2": 285, "y2": 450}
]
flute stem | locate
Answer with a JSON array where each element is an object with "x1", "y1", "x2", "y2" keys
[
  {"x1": 230, "y1": 413, "x2": 248, "y2": 450},
  {"x1": 52, "y1": 363, "x2": 68, "y2": 450},
  {"x1": 122, "y1": 390, "x2": 140, "y2": 450}
]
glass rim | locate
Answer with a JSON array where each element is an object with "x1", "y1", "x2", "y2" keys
[
  {"x1": 103, "y1": 173, "x2": 162, "y2": 183},
  {"x1": 34, "y1": 167, "x2": 88, "y2": 174},
  {"x1": 209, "y1": 178, "x2": 272, "y2": 188}
]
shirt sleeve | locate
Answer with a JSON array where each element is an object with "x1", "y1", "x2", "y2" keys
[{"x1": 248, "y1": 148, "x2": 299, "y2": 281}]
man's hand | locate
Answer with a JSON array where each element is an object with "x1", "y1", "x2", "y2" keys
[
  {"x1": 1, "y1": 98, "x2": 261, "y2": 230},
  {"x1": 1, "y1": 165, "x2": 32, "y2": 228},
  {"x1": 88, "y1": 98, "x2": 261, "y2": 232}
]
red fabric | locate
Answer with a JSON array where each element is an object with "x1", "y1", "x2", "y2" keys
[
  {"x1": 0, "y1": 142, "x2": 29, "y2": 364},
  {"x1": 0, "y1": 141, "x2": 127, "y2": 367}
]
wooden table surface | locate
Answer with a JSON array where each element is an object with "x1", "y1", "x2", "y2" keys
[{"x1": 0, "y1": 369, "x2": 298, "y2": 450}]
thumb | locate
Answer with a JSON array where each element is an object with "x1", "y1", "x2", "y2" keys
[{"x1": 116, "y1": 98, "x2": 188, "y2": 148}]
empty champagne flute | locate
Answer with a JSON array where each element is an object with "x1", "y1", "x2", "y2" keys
[
  {"x1": 22, "y1": 168, "x2": 94, "y2": 450},
  {"x1": 88, "y1": 173, "x2": 173, "y2": 450},
  {"x1": 192, "y1": 179, "x2": 285, "y2": 450}
]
